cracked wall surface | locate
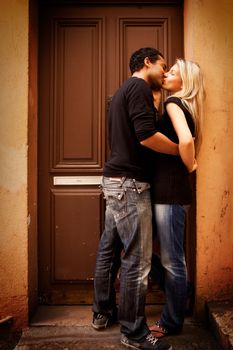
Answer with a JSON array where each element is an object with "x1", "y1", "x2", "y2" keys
[
  {"x1": 0, "y1": 0, "x2": 28, "y2": 327},
  {"x1": 184, "y1": 0, "x2": 233, "y2": 315}
]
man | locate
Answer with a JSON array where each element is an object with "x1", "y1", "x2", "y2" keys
[{"x1": 92, "y1": 48, "x2": 177, "y2": 350}]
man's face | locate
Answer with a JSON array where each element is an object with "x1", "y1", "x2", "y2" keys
[{"x1": 147, "y1": 55, "x2": 167, "y2": 89}]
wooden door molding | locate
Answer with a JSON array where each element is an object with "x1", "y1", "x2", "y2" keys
[
  {"x1": 40, "y1": 0, "x2": 183, "y2": 5},
  {"x1": 28, "y1": 0, "x2": 39, "y2": 317}
]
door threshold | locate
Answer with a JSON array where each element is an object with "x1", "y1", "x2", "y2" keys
[
  {"x1": 30, "y1": 305, "x2": 162, "y2": 327},
  {"x1": 30, "y1": 305, "x2": 93, "y2": 327}
]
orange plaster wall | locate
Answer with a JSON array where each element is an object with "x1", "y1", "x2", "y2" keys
[
  {"x1": 0, "y1": 0, "x2": 29, "y2": 328},
  {"x1": 184, "y1": 0, "x2": 233, "y2": 314}
]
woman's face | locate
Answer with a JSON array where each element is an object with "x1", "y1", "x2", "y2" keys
[{"x1": 162, "y1": 63, "x2": 182, "y2": 92}]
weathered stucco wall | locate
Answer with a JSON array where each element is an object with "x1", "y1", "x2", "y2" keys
[
  {"x1": 0, "y1": 0, "x2": 28, "y2": 327},
  {"x1": 184, "y1": 0, "x2": 233, "y2": 316}
]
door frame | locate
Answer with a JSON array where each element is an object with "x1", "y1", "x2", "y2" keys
[{"x1": 28, "y1": 0, "x2": 187, "y2": 318}]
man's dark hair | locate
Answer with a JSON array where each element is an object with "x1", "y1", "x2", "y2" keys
[{"x1": 129, "y1": 47, "x2": 163, "y2": 74}]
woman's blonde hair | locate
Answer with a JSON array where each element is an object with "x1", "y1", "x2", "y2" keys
[{"x1": 171, "y1": 59, "x2": 205, "y2": 152}]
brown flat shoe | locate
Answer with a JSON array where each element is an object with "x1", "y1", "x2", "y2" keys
[{"x1": 149, "y1": 321, "x2": 168, "y2": 338}]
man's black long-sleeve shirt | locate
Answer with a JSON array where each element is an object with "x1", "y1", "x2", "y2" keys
[{"x1": 104, "y1": 77, "x2": 158, "y2": 182}]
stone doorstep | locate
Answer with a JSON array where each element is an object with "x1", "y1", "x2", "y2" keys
[
  {"x1": 207, "y1": 300, "x2": 233, "y2": 350},
  {"x1": 13, "y1": 305, "x2": 221, "y2": 350},
  {"x1": 0, "y1": 316, "x2": 14, "y2": 326}
]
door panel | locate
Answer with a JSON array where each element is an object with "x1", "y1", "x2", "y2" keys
[
  {"x1": 119, "y1": 18, "x2": 168, "y2": 80},
  {"x1": 39, "y1": 3, "x2": 183, "y2": 304},
  {"x1": 51, "y1": 189, "x2": 101, "y2": 281},
  {"x1": 53, "y1": 18, "x2": 104, "y2": 169}
]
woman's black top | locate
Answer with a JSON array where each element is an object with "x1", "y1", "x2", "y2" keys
[{"x1": 151, "y1": 96, "x2": 195, "y2": 205}]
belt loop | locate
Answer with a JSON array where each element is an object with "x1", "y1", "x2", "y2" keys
[
  {"x1": 132, "y1": 179, "x2": 138, "y2": 192},
  {"x1": 133, "y1": 179, "x2": 142, "y2": 194},
  {"x1": 120, "y1": 176, "x2": 126, "y2": 186}
]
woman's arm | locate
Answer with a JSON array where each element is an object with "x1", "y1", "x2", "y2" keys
[
  {"x1": 140, "y1": 89, "x2": 179, "y2": 156},
  {"x1": 166, "y1": 102, "x2": 196, "y2": 172}
]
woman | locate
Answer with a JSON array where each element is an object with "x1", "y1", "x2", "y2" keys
[{"x1": 149, "y1": 59, "x2": 205, "y2": 337}]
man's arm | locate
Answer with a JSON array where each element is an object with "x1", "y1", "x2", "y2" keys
[{"x1": 140, "y1": 132, "x2": 179, "y2": 155}]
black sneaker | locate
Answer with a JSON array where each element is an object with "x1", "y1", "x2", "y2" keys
[
  {"x1": 121, "y1": 333, "x2": 172, "y2": 350},
  {"x1": 91, "y1": 312, "x2": 117, "y2": 330}
]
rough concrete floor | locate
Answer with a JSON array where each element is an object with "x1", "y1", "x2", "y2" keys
[
  {"x1": 13, "y1": 321, "x2": 222, "y2": 350},
  {"x1": 7, "y1": 305, "x2": 221, "y2": 350}
]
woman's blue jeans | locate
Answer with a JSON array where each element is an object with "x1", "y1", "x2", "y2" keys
[
  {"x1": 93, "y1": 176, "x2": 152, "y2": 340},
  {"x1": 153, "y1": 204, "x2": 188, "y2": 333}
]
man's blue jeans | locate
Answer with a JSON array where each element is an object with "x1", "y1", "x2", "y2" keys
[
  {"x1": 93, "y1": 176, "x2": 152, "y2": 340},
  {"x1": 153, "y1": 204, "x2": 188, "y2": 333}
]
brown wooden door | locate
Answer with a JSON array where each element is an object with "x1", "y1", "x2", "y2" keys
[{"x1": 38, "y1": 1, "x2": 183, "y2": 305}]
